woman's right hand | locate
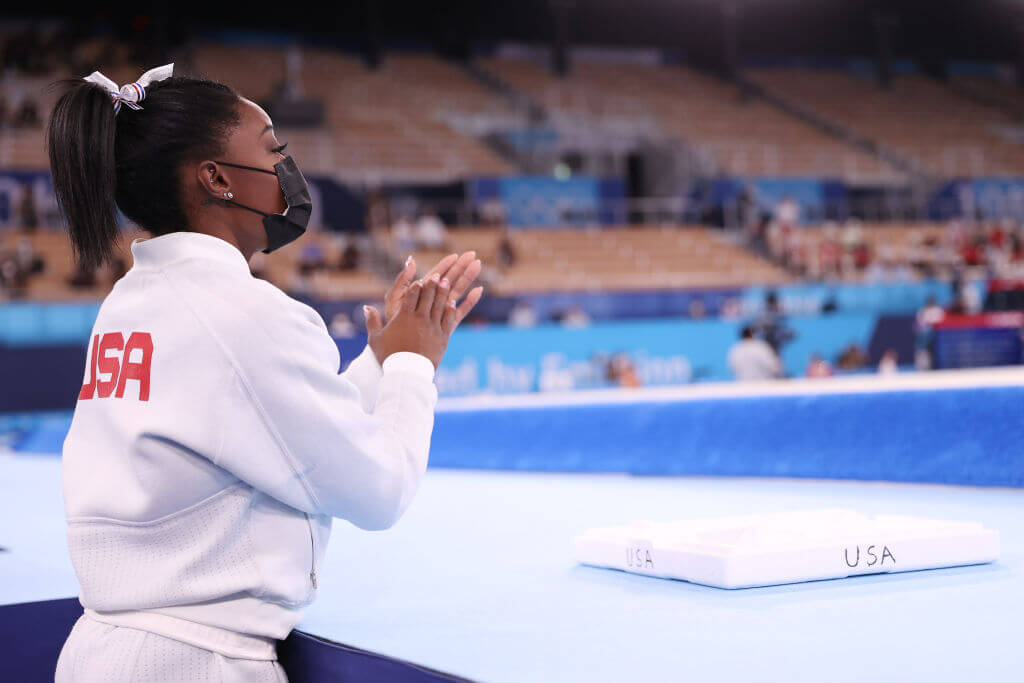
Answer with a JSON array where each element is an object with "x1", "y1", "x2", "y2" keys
[{"x1": 369, "y1": 269, "x2": 483, "y2": 371}]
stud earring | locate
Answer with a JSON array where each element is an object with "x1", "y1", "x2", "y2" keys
[{"x1": 223, "y1": 192, "x2": 233, "y2": 199}]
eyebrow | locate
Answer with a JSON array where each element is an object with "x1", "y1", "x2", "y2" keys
[{"x1": 259, "y1": 124, "x2": 273, "y2": 138}]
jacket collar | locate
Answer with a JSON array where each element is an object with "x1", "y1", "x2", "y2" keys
[{"x1": 130, "y1": 231, "x2": 252, "y2": 278}]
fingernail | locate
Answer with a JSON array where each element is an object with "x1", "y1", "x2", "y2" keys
[
  {"x1": 432, "y1": 272, "x2": 441, "y2": 282},
  {"x1": 440, "y1": 277, "x2": 449, "y2": 288},
  {"x1": 362, "y1": 305, "x2": 369, "y2": 317},
  {"x1": 405, "y1": 255, "x2": 412, "y2": 266}
]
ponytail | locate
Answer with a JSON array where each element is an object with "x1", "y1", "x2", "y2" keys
[
  {"x1": 45, "y1": 74, "x2": 242, "y2": 271},
  {"x1": 46, "y1": 79, "x2": 120, "y2": 271}
]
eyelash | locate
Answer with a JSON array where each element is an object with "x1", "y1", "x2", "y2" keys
[{"x1": 272, "y1": 142, "x2": 288, "y2": 154}]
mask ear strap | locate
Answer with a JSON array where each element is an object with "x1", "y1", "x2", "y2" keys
[
  {"x1": 222, "y1": 197, "x2": 271, "y2": 217},
  {"x1": 214, "y1": 160, "x2": 278, "y2": 175}
]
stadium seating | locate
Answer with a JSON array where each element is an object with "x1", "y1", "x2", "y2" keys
[
  {"x1": 5, "y1": 225, "x2": 795, "y2": 301},
  {"x1": 476, "y1": 57, "x2": 904, "y2": 184},
  {"x1": 748, "y1": 69, "x2": 1024, "y2": 178},
  {"x1": 191, "y1": 46, "x2": 514, "y2": 182},
  {"x1": 409, "y1": 225, "x2": 793, "y2": 294}
]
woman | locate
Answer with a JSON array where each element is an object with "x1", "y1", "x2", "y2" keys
[{"x1": 48, "y1": 63, "x2": 482, "y2": 681}]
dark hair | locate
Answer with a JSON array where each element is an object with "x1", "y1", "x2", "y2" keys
[{"x1": 45, "y1": 75, "x2": 242, "y2": 270}]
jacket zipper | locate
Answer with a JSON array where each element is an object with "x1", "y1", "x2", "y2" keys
[{"x1": 305, "y1": 512, "x2": 318, "y2": 590}]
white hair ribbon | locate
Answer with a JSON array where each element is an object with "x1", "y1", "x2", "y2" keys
[{"x1": 82, "y1": 63, "x2": 174, "y2": 115}]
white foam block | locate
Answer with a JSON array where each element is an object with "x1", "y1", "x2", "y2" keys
[{"x1": 572, "y1": 508, "x2": 1000, "y2": 589}]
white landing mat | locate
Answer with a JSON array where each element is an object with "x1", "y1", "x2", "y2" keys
[{"x1": 573, "y1": 508, "x2": 1000, "y2": 589}]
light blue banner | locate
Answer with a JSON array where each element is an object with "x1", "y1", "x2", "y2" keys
[{"x1": 434, "y1": 314, "x2": 878, "y2": 396}]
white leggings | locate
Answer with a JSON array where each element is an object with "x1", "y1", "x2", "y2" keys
[{"x1": 55, "y1": 612, "x2": 288, "y2": 682}]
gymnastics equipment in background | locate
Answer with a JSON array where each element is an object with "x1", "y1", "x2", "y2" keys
[{"x1": 573, "y1": 508, "x2": 1000, "y2": 589}]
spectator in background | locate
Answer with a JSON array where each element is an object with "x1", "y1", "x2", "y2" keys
[
  {"x1": 479, "y1": 197, "x2": 507, "y2": 227},
  {"x1": 328, "y1": 311, "x2": 356, "y2": 338},
  {"x1": 917, "y1": 296, "x2": 945, "y2": 328},
  {"x1": 817, "y1": 223, "x2": 841, "y2": 280},
  {"x1": 720, "y1": 297, "x2": 743, "y2": 319},
  {"x1": 15, "y1": 236, "x2": 44, "y2": 277},
  {"x1": 497, "y1": 227, "x2": 516, "y2": 269},
  {"x1": 840, "y1": 220, "x2": 867, "y2": 275},
  {"x1": 878, "y1": 349, "x2": 899, "y2": 375},
  {"x1": 836, "y1": 343, "x2": 869, "y2": 371},
  {"x1": 751, "y1": 291, "x2": 796, "y2": 356},
  {"x1": 559, "y1": 304, "x2": 591, "y2": 328},
  {"x1": 608, "y1": 352, "x2": 642, "y2": 388},
  {"x1": 391, "y1": 214, "x2": 416, "y2": 254},
  {"x1": 775, "y1": 194, "x2": 799, "y2": 228},
  {"x1": 18, "y1": 183, "x2": 38, "y2": 231},
  {"x1": 727, "y1": 325, "x2": 782, "y2": 381},
  {"x1": 962, "y1": 276, "x2": 983, "y2": 314},
  {"x1": 804, "y1": 353, "x2": 833, "y2": 378},
  {"x1": 508, "y1": 300, "x2": 538, "y2": 327},
  {"x1": 337, "y1": 241, "x2": 360, "y2": 271},
  {"x1": 864, "y1": 248, "x2": 914, "y2": 284},
  {"x1": 415, "y1": 209, "x2": 449, "y2": 251},
  {"x1": 298, "y1": 241, "x2": 326, "y2": 274}
]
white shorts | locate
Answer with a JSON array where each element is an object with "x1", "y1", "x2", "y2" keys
[{"x1": 55, "y1": 612, "x2": 288, "y2": 682}]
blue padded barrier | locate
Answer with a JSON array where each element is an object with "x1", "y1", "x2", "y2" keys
[
  {"x1": 429, "y1": 384, "x2": 1024, "y2": 487},
  {"x1": 0, "y1": 598, "x2": 466, "y2": 683}
]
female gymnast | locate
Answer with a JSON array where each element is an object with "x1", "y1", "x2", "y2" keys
[{"x1": 47, "y1": 63, "x2": 482, "y2": 681}]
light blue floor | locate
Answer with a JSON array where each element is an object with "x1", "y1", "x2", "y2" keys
[{"x1": 2, "y1": 453, "x2": 1021, "y2": 682}]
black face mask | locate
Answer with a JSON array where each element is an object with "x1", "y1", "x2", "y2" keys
[{"x1": 213, "y1": 155, "x2": 313, "y2": 253}]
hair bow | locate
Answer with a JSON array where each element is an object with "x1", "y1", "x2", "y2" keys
[{"x1": 83, "y1": 63, "x2": 174, "y2": 115}]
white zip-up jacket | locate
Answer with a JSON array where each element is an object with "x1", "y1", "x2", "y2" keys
[{"x1": 60, "y1": 230, "x2": 438, "y2": 660}]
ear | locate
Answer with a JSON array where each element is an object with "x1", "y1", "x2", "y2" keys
[{"x1": 196, "y1": 160, "x2": 232, "y2": 203}]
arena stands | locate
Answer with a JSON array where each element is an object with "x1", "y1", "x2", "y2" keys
[
  {"x1": 748, "y1": 68, "x2": 1024, "y2": 178},
  {"x1": 477, "y1": 56, "x2": 905, "y2": 184},
  {"x1": 408, "y1": 225, "x2": 793, "y2": 294},
  {"x1": 190, "y1": 46, "x2": 514, "y2": 183}
]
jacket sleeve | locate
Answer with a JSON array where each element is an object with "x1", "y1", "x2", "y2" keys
[
  {"x1": 207, "y1": 290, "x2": 438, "y2": 531},
  {"x1": 339, "y1": 341, "x2": 385, "y2": 414}
]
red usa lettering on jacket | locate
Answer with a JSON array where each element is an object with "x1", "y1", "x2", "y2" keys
[{"x1": 79, "y1": 331, "x2": 154, "y2": 401}]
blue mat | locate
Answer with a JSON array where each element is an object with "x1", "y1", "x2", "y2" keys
[
  {"x1": 5, "y1": 381, "x2": 1024, "y2": 486},
  {"x1": 430, "y1": 385, "x2": 1024, "y2": 486}
]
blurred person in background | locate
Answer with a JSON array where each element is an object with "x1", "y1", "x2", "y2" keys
[
  {"x1": 917, "y1": 296, "x2": 945, "y2": 328},
  {"x1": 391, "y1": 212, "x2": 416, "y2": 253},
  {"x1": 298, "y1": 239, "x2": 326, "y2": 273},
  {"x1": 336, "y1": 238, "x2": 360, "y2": 271},
  {"x1": 608, "y1": 352, "x2": 642, "y2": 388},
  {"x1": 559, "y1": 304, "x2": 591, "y2": 328},
  {"x1": 804, "y1": 353, "x2": 833, "y2": 378},
  {"x1": 509, "y1": 299, "x2": 538, "y2": 327},
  {"x1": 836, "y1": 342, "x2": 870, "y2": 370},
  {"x1": 415, "y1": 208, "x2": 449, "y2": 251},
  {"x1": 497, "y1": 226, "x2": 517, "y2": 270},
  {"x1": 15, "y1": 234, "x2": 45, "y2": 277},
  {"x1": 818, "y1": 223, "x2": 842, "y2": 280},
  {"x1": 878, "y1": 349, "x2": 899, "y2": 375},
  {"x1": 17, "y1": 182, "x2": 39, "y2": 230},
  {"x1": 751, "y1": 291, "x2": 796, "y2": 356},
  {"x1": 728, "y1": 325, "x2": 782, "y2": 381},
  {"x1": 328, "y1": 311, "x2": 356, "y2": 338}
]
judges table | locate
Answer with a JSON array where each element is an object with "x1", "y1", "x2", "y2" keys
[{"x1": 1, "y1": 453, "x2": 1021, "y2": 682}]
